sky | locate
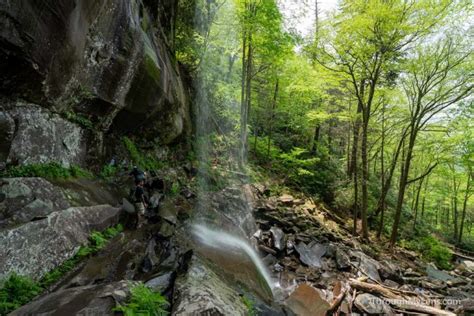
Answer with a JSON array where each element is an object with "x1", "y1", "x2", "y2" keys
[{"x1": 278, "y1": 0, "x2": 339, "y2": 37}]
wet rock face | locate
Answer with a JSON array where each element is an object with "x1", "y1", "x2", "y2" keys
[
  {"x1": 0, "y1": 104, "x2": 88, "y2": 166},
  {"x1": 0, "y1": 204, "x2": 121, "y2": 280},
  {"x1": 0, "y1": 0, "x2": 189, "y2": 158},
  {"x1": 172, "y1": 256, "x2": 247, "y2": 315},
  {"x1": 0, "y1": 177, "x2": 70, "y2": 229}
]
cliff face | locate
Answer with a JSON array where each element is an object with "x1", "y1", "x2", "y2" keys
[{"x1": 0, "y1": 0, "x2": 190, "y2": 167}]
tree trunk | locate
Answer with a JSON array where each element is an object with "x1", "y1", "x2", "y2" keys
[
  {"x1": 267, "y1": 79, "x2": 279, "y2": 159},
  {"x1": 390, "y1": 126, "x2": 416, "y2": 247},
  {"x1": 413, "y1": 177, "x2": 424, "y2": 230},
  {"x1": 458, "y1": 170, "x2": 472, "y2": 245}
]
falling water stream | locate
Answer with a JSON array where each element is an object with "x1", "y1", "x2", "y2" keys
[
  {"x1": 190, "y1": 0, "x2": 278, "y2": 303},
  {"x1": 192, "y1": 224, "x2": 276, "y2": 293}
]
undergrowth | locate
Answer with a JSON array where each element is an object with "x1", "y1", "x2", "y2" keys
[
  {"x1": 123, "y1": 137, "x2": 163, "y2": 171},
  {"x1": 0, "y1": 224, "x2": 123, "y2": 315},
  {"x1": 114, "y1": 283, "x2": 169, "y2": 316},
  {"x1": 1, "y1": 162, "x2": 92, "y2": 180},
  {"x1": 401, "y1": 235, "x2": 453, "y2": 270}
]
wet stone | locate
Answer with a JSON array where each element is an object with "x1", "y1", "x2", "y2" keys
[
  {"x1": 284, "y1": 283, "x2": 330, "y2": 316},
  {"x1": 354, "y1": 293, "x2": 393, "y2": 315},
  {"x1": 270, "y1": 226, "x2": 286, "y2": 251},
  {"x1": 146, "y1": 271, "x2": 175, "y2": 293},
  {"x1": 295, "y1": 242, "x2": 327, "y2": 269}
]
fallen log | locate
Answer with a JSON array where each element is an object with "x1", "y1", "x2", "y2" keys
[
  {"x1": 348, "y1": 279, "x2": 400, "y2": 300},
  {"x1": 348, "y1": 279, "x2": 456, "y2": 316},
  {"x1": 393, "y1": 302, "x2": 456, "y2": 316}
]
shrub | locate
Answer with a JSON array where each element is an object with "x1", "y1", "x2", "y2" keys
[
  {"x1": 99, "y1": 164, "x2": 119, "y2": 179},
  {"x1": 402, "y1": 235, "x2": 453, "y2": 270},
  {"x1": 1, "y1": 162, "x2": 92, "y2": 180},
  {"x1": 0, "y1": 274, "x2": 41, "y2": 315},
  {"x1": 123, "y1": 137, "x2": 162, "y2": 171},
  {"x1": 114, "y1": 283, "x2": 169, "y2": 316}
]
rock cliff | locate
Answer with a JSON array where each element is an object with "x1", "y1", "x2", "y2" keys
[{"x1": 0, "y1": 0, "x2": 190, "y2": 167}]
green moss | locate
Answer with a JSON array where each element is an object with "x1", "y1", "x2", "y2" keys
[
  {"x1": 143, "y1": 47, "x2": 161, "y2": 83},
  {"x1": 241, "y1": 295, "x2": 257, "y2": 316},
  {"x1": 0, "y1": 163, "x2": 93, "y2": 180},
  {"x1": 123, "y1": 137, "x2": 163, "y2": 171},
  {"x1": 114, "y1": 283, "x2": 169, "y2": 316}
]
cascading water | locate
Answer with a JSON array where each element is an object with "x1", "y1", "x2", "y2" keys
[{"x1": 190, "y1": 0, "x2": 276, "y2": 300}]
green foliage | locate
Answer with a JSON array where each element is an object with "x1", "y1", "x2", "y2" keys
[
  {"x1": 99, "y1": 164, "x2": 119, "y2": 179},
  {"x1": 64, "y1": 111, "x2": 93, "y2": 129},
  {"x1": 241, "y1": 295, "x2": 257, "y2": 316},
  {"x1": 0, "y1": 223, "x2": 125, "y2": 314},
  {"x1": 252, "y1": 137, "x2": 338, "y2": 201},
  {"x1": 123, "y1": 137, "x2": 162, "y2": 171},
  {"x1": 401, "y1": 235, "x2": 453, "y2": 270},
  {"x1": 114, "y1": 284, "x2": 169, "y2": 316},
  {"x1": 0, "y1": 274, "x2": 41, "y2": 315},
  {"x1": 170, "y1": 182, "x2": 181, "y2": 196},
  {"x1": 39, "y1": 224, "x2": 123, "y2": 289},
  {"x1": 0, "y1": 162, "x2": 92, "y2": 180}
]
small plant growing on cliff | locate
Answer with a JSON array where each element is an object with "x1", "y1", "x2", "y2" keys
[
  {"x1": 114, "y1": 283, "x2": 169, "y2": 316},
  {"x1": 123, "y1": 136, "x2": 162, "y2": 171},
  {"x1": 1, "y1": 162, "x2": 92, "y2": 180},
  {"x1": 0, "y1": 273, "x2": 41, "y2": 315},
  {"x1": 241, "y1": 295, "x2": 257, "y2": 316},
  {"x1": 64, "y1": 111, "x2": 93, "y2": 129}
]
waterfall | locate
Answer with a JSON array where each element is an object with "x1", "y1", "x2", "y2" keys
[{"x1": 190, "y1": 0, "x2": 275, "y2": 299}]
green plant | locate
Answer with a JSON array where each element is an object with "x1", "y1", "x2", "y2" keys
[
  {"x1": 241, "y1": 295, "x2": 257, "y2": 316},
  {"x1": 170, "y1": 182, "x2": 181, "y2": 196},
  {"x1": 99, "y1": 164, "x2": 119, "y2": 179},
  {"x1": 123, "y1": 137, "x2": 162, "y2": 171},
  {"x1": 114, "y1": 284, "x2": 169, "y2": 316},
  {"x1": 0, "y1": 274, "x2": 41, "y2": 315},
  {"x1": 64, "y1": 111, "x2": 93, "y2": 129},
  {"x1": 402, "y1": 235, "x2": 453, "y2": 270},
  {"x1": 0, "y1": 162, "x2": 92, "y2": 180}
]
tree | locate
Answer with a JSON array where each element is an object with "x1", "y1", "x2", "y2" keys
[{"x1": 390, "y1": 38, "x2": 473, "y2": 246}]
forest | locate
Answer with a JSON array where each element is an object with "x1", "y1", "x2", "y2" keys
[
  {"x1": 176, "y1": 0, "x2": 473, "y2": 257},
  {"x1": 0, "y1": 0, "x2": 473, "y2": 315}
]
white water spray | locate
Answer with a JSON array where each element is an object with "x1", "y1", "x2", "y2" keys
[{"x1": 192, "y1": 224, "x2": 276, "y2": 293}]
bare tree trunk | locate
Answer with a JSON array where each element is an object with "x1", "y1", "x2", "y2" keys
[
  {"x1": 458, "y1": 170, "x2": 472, "y2": 245},
  {"x1": 267, "y1": 79, "x2": 279, "y2": 159},
  {"x1": 413, "y1": 177, "x2": 424, "y2": 230}
]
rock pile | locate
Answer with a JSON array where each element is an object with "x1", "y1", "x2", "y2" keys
[{"x1": 251, "y1": 189, "x2": 473, "y2": 315}]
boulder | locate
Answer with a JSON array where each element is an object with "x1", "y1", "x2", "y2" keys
[
  {"x1": 270, "y1": 226, "x2": 286, "y2": 251},
  {"x1": 352, "y1": 251, "x2": 382, "y2": 283},
  {"x1": 354, "y1": 293, "x2": 393, "y2": 315},
  {"x1": 458, "y1": 260, "x2": 474, "y2": 272},
  {"x1": 295, "y1": 242, "x2": 327, "y2": 268},
  {"x1": 2, "y1": 105, "x2": 88, "y2": 166},
  {"x1": 11, "y1": 281, "x2": 130, "y2": 315},
  {"x1": 146, "y1": 271, "x2": 175, "y2": 293},
  {"x1": 0, "y1": 204, "x2": 121, "y2": 280},
  {"x1": 172, "y1": 256, "x2": 247, "y2": 315},
  {"x1": 0, "y1": 177, "x2": 70, "y2": 229},
  {"x1": 284, "y1": 283, "x2": 330, "y2": 316},
  {"x1": 335, "y1": 248, "x2": 351, "y2": 270}
]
